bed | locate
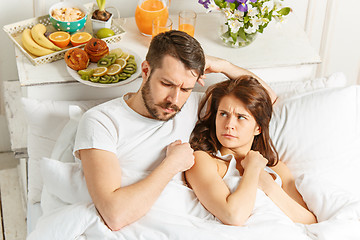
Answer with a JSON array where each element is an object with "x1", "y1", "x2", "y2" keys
[{"x1": 21, "y1": 72, "x2": 360, "y2": 239}]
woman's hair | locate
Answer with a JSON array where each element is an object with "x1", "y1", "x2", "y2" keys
[
  {"x1": 190, "y1": 75, "x2": 278, "y2": 166},
  {"x1": 146, "y1": 30, "x2": 205, "y2": 80}
]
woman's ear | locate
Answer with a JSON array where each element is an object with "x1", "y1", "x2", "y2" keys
[{"x1": 254, "y1": 125, "x2": 261, "y2": 136}]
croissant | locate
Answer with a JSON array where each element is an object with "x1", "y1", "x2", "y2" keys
[
  {"x1": 84, "y1": 38, "x2": 109, "y2": 62},
  {"x1": 64, "y1": 48, "x2": 89, "y2": 71}
]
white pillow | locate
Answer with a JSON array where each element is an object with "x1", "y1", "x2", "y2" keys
[
  {"x1": 268, "y1": 72, "x2": 348, "y2": 98},
  {"x1": 270, "y1": 85, "x2": 360, "y2": 197},
  {"x1": 22, "y1": 98, "x2": 108, "y2": 203}
]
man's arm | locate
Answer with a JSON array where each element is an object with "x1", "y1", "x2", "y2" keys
[
  {"x1": 200, "y1": 55, "x2": 277, "y2": 104},
  {"x1": 80, "y1": 140, "x2": 194, "y2": 231}
]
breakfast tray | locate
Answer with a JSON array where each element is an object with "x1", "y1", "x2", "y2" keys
[{"x1": 2, "y1": 3, "x2": 125, "y2": 66}]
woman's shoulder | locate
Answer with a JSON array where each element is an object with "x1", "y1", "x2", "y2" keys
[{"x1": 189, "y1": 151, "x2": 218, "y2": 172}]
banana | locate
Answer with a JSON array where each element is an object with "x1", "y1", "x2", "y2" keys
[
  {"x1": 30, "y1": 24, "x2": 62, "y2": 51},
  {"x1": 21, "y1": 28, "x2": 55, "y2": 57}
]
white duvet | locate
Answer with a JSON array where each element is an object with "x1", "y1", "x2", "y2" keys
[
  {"x1": 27, "y1": 157, "x2": 360, "y2": 240},
  {"x1": 27, "y1": 85, "x2": 360, "y2": 239}
]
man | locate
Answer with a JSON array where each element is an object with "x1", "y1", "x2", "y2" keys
[{"x1": 74, "y1": 30, "x2": 276, "y2": 231}]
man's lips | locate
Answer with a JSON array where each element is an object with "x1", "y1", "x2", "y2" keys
[{"x1": 162, "y1": 107, "x2": 175, "y2": 113}]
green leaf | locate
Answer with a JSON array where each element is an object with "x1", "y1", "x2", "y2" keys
[
  {"x1": 229, "y1": 3, "x2": 236, "y2": 11},
  {"x1": 238, "y1": 28, "x2": 246, "y2": 41},
  {"x1": 214, "y1": 0, "x2": 223, "y2": 7},
  {"x1": 278, "y1": 7, "x2": 291, "y2": 16},
  {"x1": 244, "y1": 16, "x2": 250, "y2": 24},
  {"x1": 96, "y1": 0, "x2": 106, "y2": 11},
  {"x1": 230, "y1": 31, "x2": 237, "y2": 42}
]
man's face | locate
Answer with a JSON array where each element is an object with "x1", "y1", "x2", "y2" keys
[{"x1": 141, "y1": 55, "x2": 198, "y2": 121}]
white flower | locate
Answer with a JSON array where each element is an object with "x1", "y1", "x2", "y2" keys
[
  {"x1": 223, "y1": 8, "x2": 234, "y2": 19},
  {"x1": 251, "y1": 17, "x2": 269, "y2": 28},
  {"x1": 244, "y1": 25, "x2": 258, "y2": 34},
  {"x1": 207, "y1": 1, "x2": 220, "y2": 12},
  {"x1": 247, "y1": 4, "x2": 259, "y2": 17},
  {"x1": 233, "y1": 9, "x2": 245, "y2": 19},
  {"x1": 261, "y1": 0, "x2": 274, "y2": 13},
  {"x1": 228, "y1": 19, "x2": 243, "y2": 33}
]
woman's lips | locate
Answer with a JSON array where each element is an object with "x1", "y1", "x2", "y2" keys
[{"x1": 222, "y1": 133, "x2": 236, "y2": 138}]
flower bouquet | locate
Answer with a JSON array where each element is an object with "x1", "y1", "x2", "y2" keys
[{"x1": 198, "y1": 0, "x2": 291, "y2": 47}]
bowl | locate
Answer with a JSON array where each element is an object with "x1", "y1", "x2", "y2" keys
[{"x1": 49, "y1": 1, "x2": 88, "y2": 33}]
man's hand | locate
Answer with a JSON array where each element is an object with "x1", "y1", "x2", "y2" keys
[{"x1": 164, "y1": 140, "x2": 195, "y2": 174}]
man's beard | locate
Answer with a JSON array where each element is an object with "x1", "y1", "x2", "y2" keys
[{"x1": 141, "y1": 73, "x2": 181, "y2": 121}]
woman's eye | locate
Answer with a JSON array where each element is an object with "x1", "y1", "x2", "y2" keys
[
  {"x1": 238, "y1": 115, "x2": 245, "y2": 120},
  {"x1": 220, "y1": 112, "x2": 227, "y2": 117}
]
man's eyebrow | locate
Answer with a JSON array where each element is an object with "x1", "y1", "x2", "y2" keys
[{"x1": 161, "y1": 78, "x2": 194, "y2": 90}]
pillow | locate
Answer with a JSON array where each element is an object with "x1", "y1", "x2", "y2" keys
[
  {"x1": 22, "y1": 98, "x2": 108, "y2": 203},
  {"x1": 270, "y1": 85, "x2": 360, "y2": 198},
  {"x1": 268, "y1": 72, "x2": 348, "y2": 98}
]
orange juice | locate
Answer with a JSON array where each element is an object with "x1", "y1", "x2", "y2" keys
[
  {"x1": 152, "y1": 17, "x2": 173, "y2": 38},
  {"x1": 135, "y1": 0, "x2": 169, "y2": 36},
  {"x1": 179, "y1": 23, "x2": 195, "y2": 37}
]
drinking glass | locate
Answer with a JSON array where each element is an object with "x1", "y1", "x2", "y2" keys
[
  {"x1": 178, "y1": 10, "x2": 197, "y2": 37},
  {"x1": 135, "y1": 0, "x2": 169, "y2": 36},
  {"x1": 152, "y1": 17, "x2": 173, "y2": 38}
]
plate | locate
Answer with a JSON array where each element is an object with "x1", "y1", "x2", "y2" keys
[{"x1": 66, "y1": 45, "x2": 142, "y2": 88}]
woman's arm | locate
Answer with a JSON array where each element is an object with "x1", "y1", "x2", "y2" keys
[
  {"x1": 260, "y1": 161, "x2": 317, "y2": 224},
  {"x1": 185, "y1": 150, "x2": 266, "y2": 226},
  {"x1": 200, "y1": 55, "x2": 277, "y2": 104}
]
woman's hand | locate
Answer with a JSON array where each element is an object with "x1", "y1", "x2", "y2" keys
[
  {"x1": 258, "y1": 170, "x2": 277, "y2": 193},
  {"x1": 241, "y1": 150, "x2": 268, "y2": 172},
  {"x1": 197, "y1": 55, "x2": 228, "y2": 86}
]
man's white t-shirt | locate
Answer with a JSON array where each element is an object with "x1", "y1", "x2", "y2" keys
[{"x1": 73, "y1": 92, "x2": 203, "y2": 184}]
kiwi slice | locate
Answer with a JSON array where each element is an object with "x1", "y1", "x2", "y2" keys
[{"x1": 97, "y1": 58, "x2": 112, "y2": 67}]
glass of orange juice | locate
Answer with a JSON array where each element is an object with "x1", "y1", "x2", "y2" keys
[
  {"x1": 178, "y1": 10, "x2": 197, "y2": 37},
  {"x1": 152, "y1": 17, "x2": 173, "y2": 38},
  {"x1": 135, "y1": 0, "x2": 169, "y2": 36}
]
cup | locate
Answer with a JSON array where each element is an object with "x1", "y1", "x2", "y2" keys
[
  {"x1": 178, "y1": 10, "x2": 196, "y2": 37},
  {"x1": 152, "y1": 17, "x2": 173, "y2": 38},
  {"x1": 135, "y1": 0, "x2": 169, "y2": 36}
]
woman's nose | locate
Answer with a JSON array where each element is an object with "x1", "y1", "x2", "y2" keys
[{"x1": 225, "y1": 117, "x2": 235, "y2": 129}]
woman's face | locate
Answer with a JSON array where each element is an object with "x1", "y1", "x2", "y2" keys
[{"x1": 215, "y1": 95, "x2": 260, "y2": 153}]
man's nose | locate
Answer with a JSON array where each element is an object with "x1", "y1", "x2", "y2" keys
[{"x1": 166, "y1": 87, "x2": 180, "y2": 103}]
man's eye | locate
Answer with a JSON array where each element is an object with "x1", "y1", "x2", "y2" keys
[
  {"x1": 162, "y1": 82, "x2": 172, "y2": 87},
  {"x1": 181, "y1": 88, "x2": 190, "y2": 93}
]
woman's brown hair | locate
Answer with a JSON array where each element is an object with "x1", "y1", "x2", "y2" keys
[{"x1": 190, "y1": 75, "x2": 278, "y2": 166}]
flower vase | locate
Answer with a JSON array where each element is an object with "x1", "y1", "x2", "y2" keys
[{"x1": 219, "y1": 23, "x2": 257, "y2": 48}]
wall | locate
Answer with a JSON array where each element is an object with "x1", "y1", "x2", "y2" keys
[{"x1": 0, "y1": 0, "x2": 359, "y2": 151}]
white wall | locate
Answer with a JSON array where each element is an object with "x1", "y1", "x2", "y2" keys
[
  {"x1": 0, "y1": 0, "x2": 359, "y2": 151},
  {"x1": 0, "y1": 0, "x2": 33, "y2": 152}
]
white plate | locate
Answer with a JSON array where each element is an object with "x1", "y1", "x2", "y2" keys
[{"x1": 66, "y1": 45, "x2": 142, "y2": 88}]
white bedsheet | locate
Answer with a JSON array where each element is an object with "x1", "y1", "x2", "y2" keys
[{"x1": 27, "y1": 158, "x2": 360, "y2": 240}]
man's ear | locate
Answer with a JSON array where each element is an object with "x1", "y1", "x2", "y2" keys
[{"x1": 141, "y1": 61, "x2": 151, "y2": 80}]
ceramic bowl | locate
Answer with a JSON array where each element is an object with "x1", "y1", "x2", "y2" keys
[{"x1": 49, "y1": 1, "x2": 88, "y2": 33}]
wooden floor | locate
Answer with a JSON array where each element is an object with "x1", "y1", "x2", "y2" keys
[{"x1": 0, "y1": 153, "x2": 27, "y2": 240}]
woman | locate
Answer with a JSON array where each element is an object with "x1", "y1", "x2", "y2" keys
[{"x1": 185, "y1": 76, "x2": 317, "y2": 226}]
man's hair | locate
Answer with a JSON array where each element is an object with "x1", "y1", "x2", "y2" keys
[
  {"x1": 146, "y1": 30, "x2": 205, "y2": 79},
  {"x1": 190, "y1": 75, "x2": 279, "y2": 166}
]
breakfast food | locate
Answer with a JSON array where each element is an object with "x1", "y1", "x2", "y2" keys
[
  {"x1": 64, "y1": 48, "x2": 89, "y2": 71},
  {"x1": 84, "y1": 38, "x2": 109, "y2": 62},
  {"x1": 21, "y1": 28, "x2": 55, "y2": 57},
  {"x1": 52, "y1": 7, "x2": 85, "y2": 22},
  {"x1": 49, "y1": 31, "x2": 71, "y2": 48},
  {"x1": 31, "y1": 24, "x2": 62, "y2": 51},
  {"x1": 77, "y1": 48, "x2": 137, "y2": 84},
  {"x1": 70, "y1": 32, "x2": 92, "y2": 46}
]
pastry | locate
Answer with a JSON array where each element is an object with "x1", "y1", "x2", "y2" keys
[
  {"x1": 64, "y1": 48, "x2": 89, "y2": 71},
  {"x1": 84, "y1": 38, "x2": 109, "y2": 62}
]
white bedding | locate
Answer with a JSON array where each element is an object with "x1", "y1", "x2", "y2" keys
[{"x1": 24, "y1": 73, "x2": 360, "y2": 239}]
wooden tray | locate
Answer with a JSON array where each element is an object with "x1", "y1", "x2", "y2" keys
[{"x1": 2, "y1": 3, "x2": 125, "y2": 66}]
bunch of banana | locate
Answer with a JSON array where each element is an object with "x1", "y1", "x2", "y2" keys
[{"x1": 21, "y1": 23, "x2": 61, "y2": 57}]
